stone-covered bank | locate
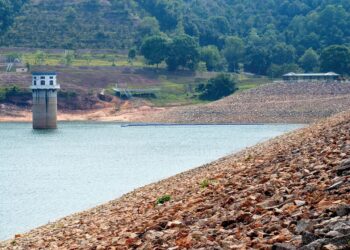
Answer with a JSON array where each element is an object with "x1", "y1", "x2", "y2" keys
[{"x1": 1, "y1": 111, "x2": 350, "y2": 249}]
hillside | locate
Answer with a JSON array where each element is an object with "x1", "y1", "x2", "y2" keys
[
  {"x1": 1, "y1": 0, "x2": 350, "y2": 75},
  {"x1": 1, "y1": 109, "x2": 350, "y2": 249},
  {"x1": 1, "y1": 0, "x2": 142, "y2": 49}
]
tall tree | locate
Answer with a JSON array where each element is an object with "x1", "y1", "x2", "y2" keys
[
  {"x1": 271, "y1": 43, "x2": 296, "y2": 65},
  {"x1": 320, "y1": 45, "x2": 350, "y2": 74},
  {"x1": 140, "y1": 35, "x2": 168, "y2": 67},
  {"x1": 200, "y1": 45, "x2": 222, "y2": 71},
  {"x1": 298, "y1": 48, "x2": 319, "y2": 72},
  {"x1": 165, "y1": 35, "x2": 199, "y2": 71},
  {"x1": 245, "y1": 47, "x2": 271, "y2": 75},
  {"x1": 223, "y1": 36, "x2": 245, "y2": 72}
]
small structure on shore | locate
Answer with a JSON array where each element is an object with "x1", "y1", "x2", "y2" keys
[
  {"x1": 31, "y1": 72, "x2": 60, "y2": 129},
  {"x1": 283, "y1": 72, "x2": 340, "y2": 82},
  {"x1": 113, "y1": 83, "x2": 159, "y2": 99}
]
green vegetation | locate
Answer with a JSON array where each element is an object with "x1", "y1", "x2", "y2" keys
[
  {"x1": 20, "y1": 51, "x2": 146, "y2": 67},
  {"x1": 140, "y1": 34, "x2": 200, "y2": 71},
  {"x1": 0, "y1": 85, "x2": 30, "y2": 102},
  {"x1": 299, "y1": 48, "x2": 320, "y2": 73},
  {"x1": 320, "y1": 45, "x2": 350, "y2": 75},
  {"x1": 197, "y1": 74, "x2": 237, "y2": 101},
  {"x1": 200, "y1": 46, "x2": 223, "y2": 72},
  {"x1": 0, "y1": 0, "x2": 27, "y2": 35},
  {"x1": 199, "y1": 179, "x2": 211, "y2": 189},
  {"x1": 156, "y1": 195, "x2": 171, "y2": 205},
  {"x1": 141, "y1": 36, "x2": 168, "y2": 67},
  {"x1": 2, "y1": 0, "x2": 350, "y2": 75}
]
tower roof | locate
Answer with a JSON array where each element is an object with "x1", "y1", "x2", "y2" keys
[{"x1": 32, "y1": 72, "x2": 57, "y2": 76}]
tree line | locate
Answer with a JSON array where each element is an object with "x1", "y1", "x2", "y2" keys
[
  {"x1": 0, "y1": 0, "x2": 28, "y2": 35},
  {"x1": 1, "y1": 0, "x2": 350, "y2": 75},
  {"x1": 140, "y1": 33, "x2": 350, "y2": 76}
]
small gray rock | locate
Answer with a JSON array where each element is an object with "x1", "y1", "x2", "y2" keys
[
  {"x1": 326, "y1": 180, "x2": 344, "y2": 191},
  {"x1": 300, "y1": 239, "x2": 325, "y2": 250},
  {"x1": 295, "y1": 200, "x2": 306, "y2": 207},
  {"x1": 302, "y1": 231, "x2": 319, "y2": 245},
  {"x1": 333, "y1": 223, "x2": 350, "y2": 235},
  {"x1": 272, "y1": 243, "x2": 296, "y2": 250},
  {"x1": 327, "y1": 233, "x2": 350, "y2": 247},
  {"x1": 296, "y1": 220, "x2": 314, "y2": 234},
  {"x1": 325, "y1": 230, "x2": 343, "y2": 238},
  {"x1": 336, "y1": 159, "x2": 350, "y2": 176},
  {"x1": 335, "y1": 204, "x2": 350, "y2": 217}
]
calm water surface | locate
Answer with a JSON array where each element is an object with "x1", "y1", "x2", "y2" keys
[{"x1": 0, "y1": 122, "x2": 303, "y2": 240}]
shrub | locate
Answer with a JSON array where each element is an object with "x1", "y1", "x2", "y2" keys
[
  {"x1": 199, "y1": 179, "x2": 210, "y2": 188},
  {"x1": 197, "y1": 73, "x2": 237, "y2": 101},
  {"x1": 156, "y1": 195, "x2": 171, "y2": 205}
]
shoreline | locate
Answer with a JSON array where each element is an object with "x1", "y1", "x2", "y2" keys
[
  {"x1": 1, "y1": 110, "x2": 349, "y2": 249},
  {"x1": 2, "y1": 82, "x2": 350, "y2": 125},
  {"x1": 0, "y1": 107, "x2": 313, "y2": 125},
  {"x1": 0, "y1": 106, "x2": 168, "y2": 123}
]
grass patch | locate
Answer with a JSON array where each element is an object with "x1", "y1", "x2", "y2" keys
[
  {"x1": 199, "y1": 179, "x2": 211, "y2": 189},
  {"x1": 21, "y1": 52, "x2": 149, "y2": 68},
  {"x1": 149, "y1": 77, "x2": 209, "y2": 107},
  {"x1": 156, "y1": 195, "x2": 171, "y2": 205}
]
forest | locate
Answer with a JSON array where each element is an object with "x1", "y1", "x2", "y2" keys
[{"x1": 0, "y1": 0, "x2": 350, "y2": 76}]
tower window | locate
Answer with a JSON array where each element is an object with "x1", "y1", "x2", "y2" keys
[
  {"x1": 50, "y1": 80, "x2": 54, "y2": 85},
  {"x1": 41, "y1": 76, "x2": 45, "y2": 80},
  {"x1": 34, "y1": 81, "x2": 37, "y2": 85},
  {"x1": 50, "y1": 76, "x2": 54, "y2": 79},
  {"x1": 41, "y1": 80, "x2": 45, "y2": 85}
]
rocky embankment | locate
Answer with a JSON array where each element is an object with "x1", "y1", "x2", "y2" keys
[
  {"x1": 144, "y1": 82, "x2": 350, "y2": 124},
  {"x1": 1, "y1": 111, "x2": 350, "y2": 250}
]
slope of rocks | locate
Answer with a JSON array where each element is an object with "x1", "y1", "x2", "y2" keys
[
  {"x1": 1, "y1": 111, "x2": 350, "y2": 249},
  {"x1": 144, "y1": 82, "x2": 350, "y2": 124}
]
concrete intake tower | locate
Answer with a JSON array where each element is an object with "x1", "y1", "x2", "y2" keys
[{"x1": 31, "y1": 72, "x2": 60, "y2": 129}]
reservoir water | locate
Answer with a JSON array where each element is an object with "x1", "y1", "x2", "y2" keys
[{"x1": 0, "y1": 122, "x2": 303, "y2": 240}]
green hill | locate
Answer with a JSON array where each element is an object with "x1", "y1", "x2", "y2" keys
[
  {"x1": 1, "y1": 0, "x2": 143, "y2": 49},
  {"x1": 1, "y1": 0, "x2": 350, "y2": 75}
]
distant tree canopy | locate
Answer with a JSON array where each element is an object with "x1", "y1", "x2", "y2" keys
[
  {"x1": 2, "y1": 0, "x2": 350, "y2": 75},
  {"x1": 197, "y1": 74, "x2": 237, "y2": 101},
  {"x1": 140, "y1": 36, "x2": 168, "y2": 67},
  {"x1": 0, "y1": 0, "x2": 27, "y2": 34},
  {"x1": 320, "y1": 45, "x2": 350, "y2": 75},
  {"x1": 200, "y1": 45, "x2": 222, "y2": 71},
  {"x1": 165, "y1": 35, "x2": 199, "y2": 71},
  {"x1": 299, "y1": 48, "x2": 320, "y2": 72},
  {"x1": 223, "y1": 36, "x2": 245, "y2": 72},
  {"x1": 140, "y1": 34, "x2": 200, "y2": 71}
]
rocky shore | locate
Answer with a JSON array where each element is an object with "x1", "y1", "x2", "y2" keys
[
  {"x1": 1, "y1": 111, "x2": 350, "y2": 249},
  {"x1": 144, "y1": 82, "x2": 350, "y2": 124}
]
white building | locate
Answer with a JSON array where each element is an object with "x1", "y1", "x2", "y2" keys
[
  {"x1": 283, "y1": 72, "x2": 340, "y2": 82},
  {"x1": 31, "y1": 72, "x2": 60, "y2": 129},
  {"x1": 31, "y1": 72, "x2": 60, "y2": 90}
]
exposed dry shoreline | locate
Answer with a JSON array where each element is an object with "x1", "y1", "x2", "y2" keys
[
  {"x1": 0, "y1": 105, "x2": 167, "y2": 123},
  {"x1": 2, "y1": 82, "x2": 350, "y2": 125},
  {"x1": 1, "y1": 109, "x2": 350, "y2": 249}
]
